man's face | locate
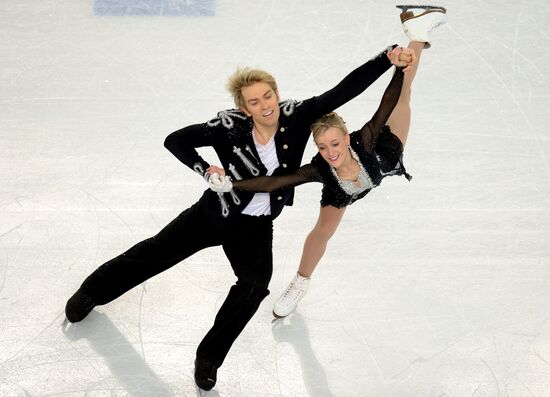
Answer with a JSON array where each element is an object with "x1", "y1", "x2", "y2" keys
[{"x1": 240, "y1": 82, "x2": 280, "y2": 129}]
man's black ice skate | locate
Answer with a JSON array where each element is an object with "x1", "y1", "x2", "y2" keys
[
  {"x1": 65, "y1": 288, "x2": 96, "y2": 323},
  {"x1": 194, "y1": 357, "x2": 218, "y2": 391}
]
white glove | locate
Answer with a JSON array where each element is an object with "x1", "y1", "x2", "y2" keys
[
  {"x1": 207, "y1": 173, "x2": 233, "y2": 193},
  {"x1": 207, "y1": 172, "x2": 221, "y2": 185}
]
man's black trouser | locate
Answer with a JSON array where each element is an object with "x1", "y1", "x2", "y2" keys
[{"x1": 79, "y1": 201, "x2": 273, "y2": 367}]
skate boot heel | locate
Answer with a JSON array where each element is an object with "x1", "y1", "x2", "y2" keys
[{"x1": 400, "y1": 11, "x2": 414, "y2": 23}]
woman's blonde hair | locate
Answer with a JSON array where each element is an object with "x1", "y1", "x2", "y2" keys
[
  {"x1": 226, "y1": 67, "x2": 278, "y2": 109},
  {"x1": 310, "y1": 112, "x2": 348, "y2": 142}
]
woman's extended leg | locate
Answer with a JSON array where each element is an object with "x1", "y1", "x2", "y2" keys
[{"x1": 385, "y1": 40, "x2": 425, "y2": 145}]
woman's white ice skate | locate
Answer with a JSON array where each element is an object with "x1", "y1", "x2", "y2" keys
[
  {"x1": 273, "y1": 273, "x2": 310, "y2": 318},
  {"x1": 397, "y1": 5, "x2": 447, "y2": 48}
]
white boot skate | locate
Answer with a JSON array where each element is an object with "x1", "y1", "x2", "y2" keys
[
  {"x1": 273, "y1": 273, "x2": 310, "y2": 318},
  {"x1": 397, "y1": 5, "x2": 447, "y2": 49}
]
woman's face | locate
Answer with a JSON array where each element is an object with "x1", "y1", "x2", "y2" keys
[
  {"x1": 240, "y1": 82, "x2": 280, "y2": 130},
  {"x1": 315, "y1": 127, "x2": 350, "y2": 169}
]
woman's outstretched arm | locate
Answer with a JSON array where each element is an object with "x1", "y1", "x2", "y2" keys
[{"x1": 230, "y1": 164, "x2": 323, "y2": 192}]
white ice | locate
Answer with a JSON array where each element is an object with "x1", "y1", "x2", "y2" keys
[{"x1": 1, "y1": 1, "x2": 550, "y2": 396}]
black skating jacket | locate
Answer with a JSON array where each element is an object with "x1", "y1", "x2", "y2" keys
[{"x1": 164, "y1": 46, "x2": 397, "y2": 221}]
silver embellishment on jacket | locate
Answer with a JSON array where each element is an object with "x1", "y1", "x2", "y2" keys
[
  {"x1": 228, "y1": 163, "x2": 242, "y2": 180},
  {"x1": 229, "y1": 189, "x2": 241, "y2": 205},
  {"x1": 206, "y1": 109, "x2": 247, "y2": 129},
  {"x1": 233, "y1": 146, "x2": 260, "y2": 176},
  {"x1": 280, "y1": 99, "x2": 303, "y2": 116},
  {"x1": 217, "y1": 192, "x2": 230, "y2": 218},
  {"x1": 371, "y1": 46, "x2": 393, "y2": 62},
  {"x1": 193, "y1": 162, "x2": 206, "y2": 177}
]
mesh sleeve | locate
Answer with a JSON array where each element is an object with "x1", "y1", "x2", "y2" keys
[
  {"x1": 358, "y1": 67, "x2": 404, "y2": 153},
  {"x1": 232, "y1": 164, "x2": 322, "y2": 192}
]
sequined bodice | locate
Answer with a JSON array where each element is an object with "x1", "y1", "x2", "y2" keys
[{"x1": 329, "y1": 146, "x2": 374, "y2": 196}]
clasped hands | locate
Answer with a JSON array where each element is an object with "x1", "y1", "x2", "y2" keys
[
  {"x1": 387, "y1": 46, "x2": 417, "y2": 73},
  {"x1": 205, "y1": 166, "x2": 233, "y2": 193}
]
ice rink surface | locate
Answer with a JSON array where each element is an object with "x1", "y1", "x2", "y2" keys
[{"x1": 2, "y1": 1, "x2": 550, "y2": 396}]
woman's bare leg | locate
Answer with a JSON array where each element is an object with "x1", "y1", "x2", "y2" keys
[
  {"x1": 273, "y1": 205, "x2": 346, "y2": 317},
  {"x1": 386, "y1": 41, "x2": 425, "y2": 145},
  {"x1": 297, "y1": 205, "x2": 346, "y2": 277}
]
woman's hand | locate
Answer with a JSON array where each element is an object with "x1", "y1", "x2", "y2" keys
[{"x1": 206, "y1": 165, "x2": 226, "y2": 176}]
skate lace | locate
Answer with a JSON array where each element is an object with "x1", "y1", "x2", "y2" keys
[{"x1": 280, "y1": 280, "x2": 306, "y2": 303}]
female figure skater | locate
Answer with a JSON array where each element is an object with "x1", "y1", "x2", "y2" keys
[{"x1": 207, "y1": 5, "x2": 447, "y2": 318}]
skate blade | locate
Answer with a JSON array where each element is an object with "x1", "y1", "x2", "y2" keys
[
  {"x1": 272, "y1": 310, "x2": 286, "y2": 320},
  {"x1": 396, "y1": 4, "x2": 447, "y2": 13}
]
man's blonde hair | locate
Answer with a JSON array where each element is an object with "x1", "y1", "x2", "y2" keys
[
  {"x1": 226, "y1": 67, "x2": 278, "y2": 109},
  {"x1": 311, "y1": 112, "x2": 349, "y2": 142}
]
